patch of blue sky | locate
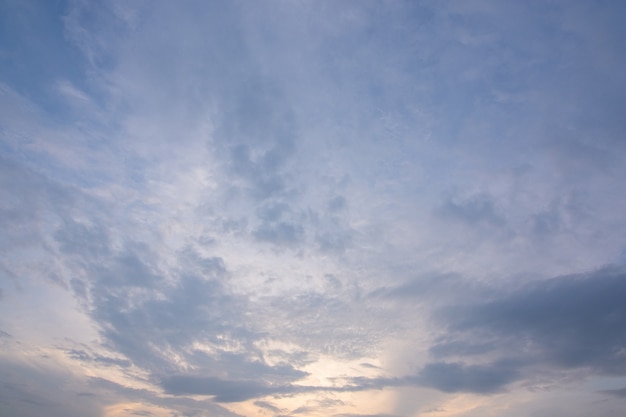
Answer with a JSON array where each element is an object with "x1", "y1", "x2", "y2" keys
[{"x1": 0, "y1": 1, "x2": 91, "y2": 119}]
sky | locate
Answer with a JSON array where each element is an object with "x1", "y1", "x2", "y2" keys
[{"x1": 1, "y1": 0, "x2": 626, "y2": 416}]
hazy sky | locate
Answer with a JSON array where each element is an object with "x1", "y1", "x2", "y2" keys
[{"x1": 1, "y1": 1, "x2": 626, "y2": 416}]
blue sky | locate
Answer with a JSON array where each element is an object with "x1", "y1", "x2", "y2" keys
[{"x1": 1, "y1": 1, "x2": 626, "y2": 416}]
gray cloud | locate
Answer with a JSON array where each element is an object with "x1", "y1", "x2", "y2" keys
[
  {"x1": 332, "y1": 414, "x2": 400, "y2": 417},
  {"x1": 428, "y1": 340, "x2": 495, "y2": 358},
  {"x1": 214, "y1": 75, "x2": 299, "y2": 205},
  {"x1": 253, "y1": 201, "x2": 305, "y2": 246},
  {"x1": 130, "y1": 411, "x2": 153, "y2": 416},
  {"x1": 368, "y1": 266, "x2": 626, "y2": 394},
  {"x1": 415, "y1": 361, "x2": 520, "y2": 394},
  {"x1": 0, "y1": 356, "x2": 101, "y2": 417},
  {"x1": 436, "y1": 193, "x2": 505, "y2": 228},
  {"x1": 87, "y1": 376, "x2": 240, "y2": 417},
  {"x1": 63, "y1": 348, "x2": 131, "y2": 368},
  {"x1": 600, "y1": 388, "x2": 626, "y2": 398},
  {"x1": 162, "y1": 376, "x2": 277, "y2": 403},
  {"x1": 430, "y1": 267, "x2": 626, "y2": 382},
  {"x1": 254, "y1": 400, "x2": 284, "y2": 413},
  {"x1": 90, "y1": 270, "x2": 247, "y2": 372},
  {"x1": 160, "y1": 374, "x2": 399, "y2": 403}
]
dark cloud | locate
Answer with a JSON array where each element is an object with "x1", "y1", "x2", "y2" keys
[
  {"x1": 161, "y1": 359, "x2": 308, "y2": 402},
  {"x1": 332, "y1": 414, "x2": 401, "y2": 417},
  {"x1": 59, "y1": 228, "x2": 316, "y2": 403},
  {"x1": 254, "y1": 400, "x2": 284, "y2": 413},
  {"x1": 600, "y1": 388, "x2": 626, "y2": 398},
  {"x1": 429, "y1": 266, "x2": 626, "y2": 385},
  {"x1": 436, "y1": 193, "x2": 504, "y2": 227},
  {"x1": 359, "y1": 362, "x2": 380, "y2": 369},
  {"x1": 0, "y1": 357, "x2": 101, "y2": 417},
  {"x1": 188, "y1": 351, "x2": 310, "y2": 383},
  {"x1": 96, "y1": 251, "x2": 162, "y2": 289},
  {"x1": 215, "y1": 76, "x2": 298, "y2": 203},
  {"x1": 91, "y1": 270, "x2": 246, "y2": 372},
  {"x1": 253, "y1": 201, "x2": 306, "y2": 246},
  {"x1": 54, "y1": 219, "x2": 111, "y2": 260},
  {"x1": 86, "y1": 376, "x2": 241, "y2": 417},
  {"x1": 161, "y1": 375, "x2": 277, "y2": 402},
  {"x1": 368, "y1": 267, "x2": 626, "y2": 395},
  {"x1": 63, "y1": 348, "x2": 131, "y2": 368},
  {"x1": 415, "y1": 361, "x2": 520, "y2": 394},
  {"x1": 160, "y1": 374, "x2": 407, "y2": 403},
  {"x1": 56, "y1": 217, "x2": 262, "y2": 378},
  {"x1": 428, "y1": 340, "x2": 496, "y2": 358}
]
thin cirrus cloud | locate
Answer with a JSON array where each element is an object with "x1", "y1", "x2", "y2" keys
[{"x1": 1, "y1": 1, "x2": 626, "y2": 417}]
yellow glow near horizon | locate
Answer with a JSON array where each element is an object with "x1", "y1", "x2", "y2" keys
[
  {"x1": 225, "y1": 388, "x2": 395, "y2": 417},
  {"x1": 219, "y1": 353, "x2": 394, "y2": 417}
]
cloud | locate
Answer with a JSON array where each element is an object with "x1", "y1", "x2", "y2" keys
[
  {"x1": 3, "y1": 1, "x2": 626, "y2": 416},
  {"x1": 370, "y1": 267, "x2": 626, "y2": 395},
  {"x1": 86, "y1": 262, "x2": 247, "y2": 372},
  {"x1": 161, "y1": 375, "x2": 278, "y2": 403},
  {"x1": 63, "y1": 347, "x2": 131, "y2": 368},
  {"x1": 369, "y1": 272, "x2": 467, "y2": 301},
  {"x1": 254, "y1": 400, "x2": 284, "y2": 413},
  {"x1": 0, "y1": 354, "x2": 101, "y2": 417},
  {"x1": 600, "y1": 388, "x2": 626, "y2": 398},
  {"x1": 254, "y1": 221, "x2": 304, "y2": 246},
  {"x1": 332, "y1": 414, "x2": 400, "y2": 417},
  {"x1": 436, "y1": 193, "x2": 505, "y2": 228},
  {"x1": 428, "y1": 267, "x2": 626, "y2": 383},
  {"x1": 86, "y1": 376, "x2": 241, "y2": 417},
  {"x1": 415, "y1": 361, "x2": 520, "y2": 394}
]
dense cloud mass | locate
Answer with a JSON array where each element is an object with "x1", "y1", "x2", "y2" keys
[
  {"x1": 435, "y1": 268, "x2": 626, "y2": 373},
  {"x1": 1, "y1": 1, "x2": 626, "y2": 416}
]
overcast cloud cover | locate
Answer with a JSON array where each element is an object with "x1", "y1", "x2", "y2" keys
[{"x1": 1, "y1": 1, "x2": 626, "y2": 416}]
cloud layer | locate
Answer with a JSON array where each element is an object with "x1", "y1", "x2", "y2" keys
[{"x1": 1, "y1": 1, "x2": 626, "y2": 416}]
